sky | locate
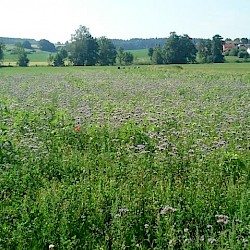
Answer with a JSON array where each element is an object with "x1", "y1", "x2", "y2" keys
[{"x1": 1, "y1": 0, "x2": 250, "y2": 43}]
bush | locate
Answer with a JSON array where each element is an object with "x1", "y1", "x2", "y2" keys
[
  {"x1": 229, "y1": 47, "x2": 238, "y2": 56},
  {"x1": 238, "y1": 50, "x2": 249, "y2": 59}
]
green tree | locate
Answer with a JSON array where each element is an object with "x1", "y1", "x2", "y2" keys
[
  {"x1": 180, "y1": 34, "x2": 197, "y2": 63},
  {"x1": 116, "y1": 47, "x2": 134, "y2": 65},
  {"x1": 241, "y1": 38, "x2": 248, "y2": 44},
  {"x1": 228, "y1": 47, "x2": 239, "y2": 56},
  {"x1": 117, "y1": 47, "x2": 124, "y2": 65},
  {"x1": 53, "y1": 48, "x2": 68, "y2": 66},
  {"x1": 234, "y1": 38, "x2": 240, "y2": 43},
  {"x1": 14, "y1": 43, "x2": 29, "y2": 67},
  {"x1": 163, "y1": 32, "x2": 197, "y2": 64},
  {"x1": 197, "y1": 39, "x2": 213, "y2": 63},
  {"x1": 212, "y1": 35, "x2": 224, "y2": 63},
  {"x1": 68, "y1": 25, "x2": 99, "y2": 66},
  {"x1": 123, "y1": 51, "x2": 134, "y2": 65},
  {"x1": 98, "y1": 37, "x2": 117, "y2": 65},
  {"x1": 38, "y1": 39, "x2": 56, "y2": 52},
  {"x1": 0, "y1": 41, "x2": 5, "y2": 64},
  {"x1": 53, "y1": 53, "x2": 64, "y2": 66},
  {"x1": 22, "y1": 40, "x2": 32, "y2": 49},
  {"x1": 47, "y1": 54, "x2": 54, "y2": 66},
  {"x1": 225, "y1": 38, "x2": 232, "y2": 42},
  {"x1": 238, "y1": 50, "x2": 249, "y2": 61},
  {"x1": 148, "y1": 48, "x2": 154, "y2": 61},
  {"x1": 152, "y1": 45, "x2": 164, "y2": 64},
  {"x1": 47, "y1": 48, "x2": 68, "y2": 66}
]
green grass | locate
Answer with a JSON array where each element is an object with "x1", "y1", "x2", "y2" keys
[
  {"x1": 27, "y1": 51, "x2": 56, "y2": 62},
  {"x1": 127, "y1": 49, "x2": 151, "y2": 64},
  {"x1": 224, "y1": 55, "x2": 248, "y2": 63},
  {"x1": 3, "y1": 44, "x2": 55, "y2": 66}
]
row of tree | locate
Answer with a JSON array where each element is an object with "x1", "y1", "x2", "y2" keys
[
  {"x1": 0, "y1": 26, "x2": 226, "y2": 67},
  {"x1": 1, "y1": 36, "x2": 250, "y2": 50},
  {"x1": 0, "y1": 26, "x2": 134, "y2": 67},
  {"x1": 148, "y1": 33, "x2": 224, "y2": 64},
  {"x1": 112, "y1": 38, "x2": 166, "y2": 50},
  {"x1": 47, "y1": 26, "x2": 134, "y2": 67}
]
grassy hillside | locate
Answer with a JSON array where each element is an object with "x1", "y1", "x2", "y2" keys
[
  {"x1": 128, "y1": 49, "x2": 151, "y2": 64},
  {"x1": 3, "y1": 44, "x2": 56, "y2": 66}
]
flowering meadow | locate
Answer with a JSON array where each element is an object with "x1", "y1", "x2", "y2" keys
[{"x1": 0, "y1": 65, "x2": 249, "y2": 249}]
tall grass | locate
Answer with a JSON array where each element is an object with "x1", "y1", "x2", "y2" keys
[{"x1": 0, "y1": 65, "x2": 249, "y2": 249}]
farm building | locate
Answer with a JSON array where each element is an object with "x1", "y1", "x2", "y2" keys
[{"x1": 223, "y1": 42, "x2": 250, "y2": 52}]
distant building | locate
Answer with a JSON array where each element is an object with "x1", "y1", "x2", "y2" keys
[
  {"x1": 223, "y1": 42, "x2": 239, "y2": 52},
  {"x1": 223, "y1": 42, "x2": 250, "y2": 52}
]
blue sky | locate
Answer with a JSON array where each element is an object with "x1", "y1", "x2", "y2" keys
[{"x1": 1, "y1": 0, "x2": 250, "y2": 43}]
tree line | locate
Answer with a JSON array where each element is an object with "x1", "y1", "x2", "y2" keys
[
  {"x1": 112, "y1": 38, "x2": 166, "y2": 50},
  {"x1": 148, "y1": 33, "x2": 224, "y2": 64},
  {"x1": 0, "y1": 26, "x2": 227, "y2": 67},
  {"x1": 0, "y1": 26, "x2": 134, "y2": 67}
]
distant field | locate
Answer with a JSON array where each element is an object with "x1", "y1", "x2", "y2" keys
[
  {"x1": 127, "y1": 49, "x2": 150, "y2": 64},
  {"x1": 224, "y1": 55, "x2": 247, "y2": 63},
  {"x1": 3, "y1": 44, "x2": 55, "y2": 66}
]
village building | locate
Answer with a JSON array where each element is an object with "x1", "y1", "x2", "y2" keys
[{"x1": 223, "y1": 42, "x2": 250, "y2": 53}]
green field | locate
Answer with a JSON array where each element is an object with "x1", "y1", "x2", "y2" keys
[
  {"x1": 0, "y1": 65, "x2": 250, "y2": 249},
  {"x1": 128, "y1": 49, "x2": 150, "y2": 64},
  {"x1": 3, "y1": 45, "x2": 55, "y2": 66}
]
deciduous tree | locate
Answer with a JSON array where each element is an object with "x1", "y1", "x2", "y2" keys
[
  {"x1": 116, "y1": 47, "x2": 134, "y2": 65},
  {"x1": 123, "y1": 51, "x2": 134, "y2": 65},
  {"x1": 229, "y1": 47, "x2": 239, "y2": 56},
  {"x1": 68, "y1": 25, "x2": 99, "y2": 66},
  {"x1": 14, "y1": 43, "x2": 29, "y2": 67},
  {"x1": 197, "y1": 39, "x2": 213, "y2": 63},
  {"x1": 240, "y1": 38, "x2": 248, "y2": 44},
  {"x1": 117, "y1": 47, "x2": 124, "y2": 65},
  {"x1": 212, "y1": 35, "x2": 224, "y2": 63},
  {"x1": 47, "y1": 48, "x2": 68, "y2": 66},
  {"x1": 152, "y1": 45, "x2": 164, "y2": 64},
  {"x1": 0, "y1": 41, "x2": 5, "y2": 64},
  {"x1": 22, "y1": 40, "x2": 32, "y2": 49},
  {"x1": 163, "y1": 32, "x2": 197, "y2": 64},
  {"x1": 148, "y1": 48, "x2": 154, "y2": 61},
  {"x1": 233, "y1": 38, "x2": 240, "y2": 43},
  {"x1": 54, "y1": 48, "x2": 68, "y2": 66},
  {"x1": 47, "y1": 54, "x2": 54, "y2": 66},
  {"x1": 98, "y1": 37, "x2": 117, "y2": 65},
  {"x1": 38, "y1": 39, "x2": 56, "y2": 52},
  {"x1": 238, "y1": 50, "x2": 249, "y2": 61}
]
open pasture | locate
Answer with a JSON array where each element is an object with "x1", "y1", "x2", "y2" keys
[
  {"x1": 3, "y1": 44, "x2": 55, "y2": 66},
  {"x1": 0, "y1": 65, "x2": 249, "y2": 249}
]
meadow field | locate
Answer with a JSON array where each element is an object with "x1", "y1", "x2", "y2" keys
[
  {"x1": 3, "y1": 44, "x2": 56, "y2": 66},
  {"x1": 0, "y1": 64, "x2": 249, "y2": 249}
]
